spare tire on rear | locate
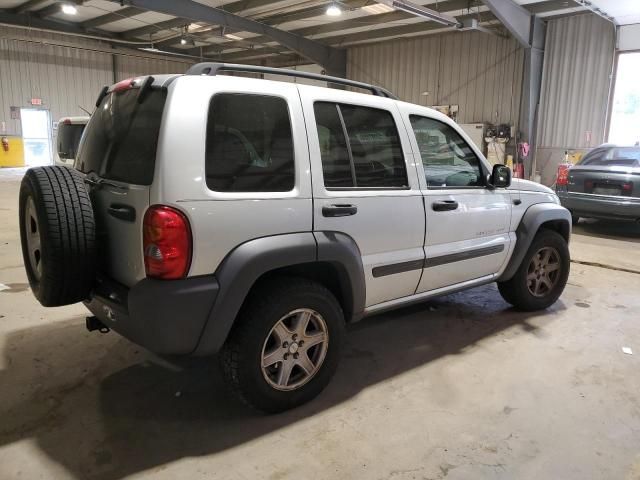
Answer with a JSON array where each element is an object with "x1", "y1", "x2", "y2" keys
[{"x1": 19, "y1": 166, "x2": 96, "y2": 307}]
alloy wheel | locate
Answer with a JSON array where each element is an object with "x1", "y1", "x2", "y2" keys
[
  {"x1": 527, "y1": 246, "x2": 561, "y2": 297},
  {"x1": 261, "y1": 308, "x2": 329, "y2": 391}
]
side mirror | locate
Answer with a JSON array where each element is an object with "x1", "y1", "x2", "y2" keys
[{"x1": 488, "y1": 164, "x2": 511, "y2": 189}]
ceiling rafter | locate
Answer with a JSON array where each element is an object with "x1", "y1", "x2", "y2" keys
[
  {"x1": 209, "y1": 0, "x2": 579, "y2": 63},
  {"x1": 80, "y1": 6, "x2": 146, "y2": 29},
  {"x1": 114, "y1": 0, "x2": 347, "y2": 75},
  {"x1": 11, "y1": 0, "x2": 49, "y2": 14}
]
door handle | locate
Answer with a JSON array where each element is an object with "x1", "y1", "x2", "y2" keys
[
  {"x1": 432, "y1": 200, "x2": 459, "y2": 212},
  {"x1": 322, "y1": 204, "x2": 358, "y2": 217},
  {"x1": 108, "y1": 204, "x2": 136, "y2": 222}
]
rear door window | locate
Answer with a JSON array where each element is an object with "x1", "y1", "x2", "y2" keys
[
  {"x1": 77, "y1": 88, "x2": 166, "y2": 185},
  {"x1": 57, "y1": 123, "x2": 85, "y2": 159},
  {"x1": 314, "y1": 102, "x2": 408, "y2": 189},
  {"x1": 205, "y1": 93, "x2": 295, "y2": 192}
]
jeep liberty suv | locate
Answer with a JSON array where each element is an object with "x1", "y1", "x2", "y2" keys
[{"x1": 19, "y1": 63, "x2": 571, "y2": 413}]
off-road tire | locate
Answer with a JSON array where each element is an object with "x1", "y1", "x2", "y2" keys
[
  {"x1": 221, "y1": 278, "x2": 345, "y2": 413},
  {"x1": 19, "y1": 166, "x2": 96, "y2": 307},
  {"x1": 498, "y1": 229, "x2": 570, "y2": 311}
]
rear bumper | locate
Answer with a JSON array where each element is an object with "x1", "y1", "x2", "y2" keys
[
  {"x1": 84, "y1": 274, "x2": 219, "y2": 355},
  {"x1": 557, "y1": 191, "x2": 640, "y2": 221}
]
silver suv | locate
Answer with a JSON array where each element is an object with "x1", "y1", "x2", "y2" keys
[{"x1": 19, "y1": 63, "x2": 571, "y2": 413}]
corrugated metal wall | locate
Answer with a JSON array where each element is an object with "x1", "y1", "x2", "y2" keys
[
  {"x1": 114, "y1": 54, "x2": 193, "y2": 82},
  {"x1": 0, "y1": 25, "x2": 112, "y2": 136},
  {"x1": 535, "y1": 13, "x2": 616, "y2": 184},
  {"x1": 347, "y1": 30, "x2": 525, "y2": 126},
  {"x1": 0, "y1": 25, "x2": 194, "y2": 137}
]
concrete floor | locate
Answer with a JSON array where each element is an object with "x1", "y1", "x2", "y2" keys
[{"x1": 1, "y1": 171, "x2": 640, "y2": 480}]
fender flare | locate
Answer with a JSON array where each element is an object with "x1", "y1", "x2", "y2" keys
[
  {"x1": 193, "y1": 232, "x2": 365, "y2": 356},
  {"x1": 499, "y1": 203, "x2": 571, "y2": 281}
]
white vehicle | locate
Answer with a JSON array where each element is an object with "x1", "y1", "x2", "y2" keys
[
  {"x1": 18, "y1": 64, "x2": 571, "y2": 413},
  {"x1": 55, "y1": 116, "x2": 89, "y2": 167}
]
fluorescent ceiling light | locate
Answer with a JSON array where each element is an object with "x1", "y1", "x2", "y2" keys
[
  {"x1": 326, "y1": 3, "x2": 342, "y2": 16},
  {"x1": 61, "y1": 3, "x2": 77, "y2": 15},
  {"x1": 224, "y1": 33, "x2": 243, "y2": 41},
  {"x1": 362, "y1": 3, "x2": 394, "y2": 14},
  {"x1": 377, "y1": 0, "x2": 459, "y2": 27}
]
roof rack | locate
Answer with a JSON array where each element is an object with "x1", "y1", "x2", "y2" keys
[{"x1": 184, "y1": 63, "x2": 397, "y2": 99}]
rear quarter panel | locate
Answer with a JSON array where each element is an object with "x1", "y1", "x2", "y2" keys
[{"x1": 153, "y1": 76, "x2": 313, "y2": 277}]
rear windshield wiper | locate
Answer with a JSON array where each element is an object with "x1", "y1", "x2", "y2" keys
[{"x1": 84, "y1": 172, "x2": 129, "y2": 191}]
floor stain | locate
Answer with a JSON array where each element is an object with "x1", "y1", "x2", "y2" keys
[{"x1": 575, "y1": 302, "x2": 591, "y2": 308}]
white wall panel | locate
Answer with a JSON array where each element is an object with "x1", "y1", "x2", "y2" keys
[
  {"x1": 113, "y1": 53, "x2": 193, "y2": 81},
  {"x1": 0, "y1": 25, "x2": 195, "y2": 137},
  {"x1": 0, "y1": 26, "x2": 112, "y2": 136},
  {"x1": 347, "y1": 30, "x2": 524, "y2": 126},
  {"x1": 535, "y1": 13, "x2": 616, "y2": 185}
]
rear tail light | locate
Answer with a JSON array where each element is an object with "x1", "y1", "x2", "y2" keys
[
  {"x1": 143, "y1": 205, "x2": 192, "y2": 279},
  {"x1": 556, "y1": 163, "x2": 572, "y2": 186},
  {"x1": 622, "y1": 182, "x2": 633, "y2": 193},
  {"x1": 584, "y1": 179, "x2": 594, "y2": 189}
]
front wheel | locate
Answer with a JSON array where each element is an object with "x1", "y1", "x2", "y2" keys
[
  {"x1": 220, "y1": 278, "x2": 345, "y2": 413},
  {"x1": 498, "y1": 229, "x2": 570, "y2": 311}
]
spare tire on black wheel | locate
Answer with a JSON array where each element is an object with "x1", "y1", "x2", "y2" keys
[{"x1": 19, "y1": 166, "x2": 96, "y2": 307}]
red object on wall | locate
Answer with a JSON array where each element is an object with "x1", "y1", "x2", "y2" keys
[{"x1": 513, "y1": 163, "x2": 525, "y2": 178}]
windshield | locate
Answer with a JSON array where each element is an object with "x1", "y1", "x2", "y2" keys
[
  {"x1": 57, "y1": 123, "x2": 85, "y2": 159},
  {"x1": 76, "y1": 88, "x2": 166, "y2": 185}
]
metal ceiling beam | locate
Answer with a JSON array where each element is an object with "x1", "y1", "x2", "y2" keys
[
  {"x1": 12, "y1": 0, "x2": 48, "y2": 14},
  {"x1": 212, "y1": 0, "x2": 575, "y2": 65},
  {"x1": 198, "y1": 0, "x2": 473, "y2": 55},
  {"x1": 119, "y1": 0, "x2": 346, "y2": 75},
  {"x1": 81, "y1": 6, "x2": 145, "y2": 29},
  {"x1": 217, "y1": 11, "x2": 499, "y2": 62},
  {"x1": 0, "y1": 9, "x2": 120, "y2": 37},
  {"x1": 481, "y1": 0, "x2": 532, "y2": 47},
  {"x1": 123, "y1": 18, "x2": 188, "y2": 39}
]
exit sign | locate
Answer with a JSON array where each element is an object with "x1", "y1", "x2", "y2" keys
[{"x1": 30, "y1": 98, "x2": 42, "y2": 106}]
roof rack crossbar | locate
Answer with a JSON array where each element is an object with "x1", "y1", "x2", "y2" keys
[{"x1": 185, "y1": 63, "x2": 397, "y2": 99}]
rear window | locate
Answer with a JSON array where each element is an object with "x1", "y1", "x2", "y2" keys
[
  {"x1": 313, "y1": 101, "x2": 407, "y2": 189},
  {"x1": 57, "y1": 123, "x2": 85, "y2": 159},
  {"x1": 76, "y1": 88, "x2": 166, "y2": 185},
  {"x1": 579, "y1": 147, "x2": 640, "y2": 167},
  {"x1": 205, "y1": 93, "x2": 295, "y2": 192}
]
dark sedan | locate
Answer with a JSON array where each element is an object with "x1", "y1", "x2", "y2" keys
[{"x1": 556, "y1": 144, "x2": 640, "y2": 224}]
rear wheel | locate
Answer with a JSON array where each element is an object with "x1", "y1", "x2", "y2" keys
[
  {"x1": 498, "y1": 229, "x2": 570, "y2": 311},
  {"x1": 19, "y1": 166, "x2": 96, "y2": 307},
  {"x1": 221, "y1": 278, "x2": 345, "y2": 413}
]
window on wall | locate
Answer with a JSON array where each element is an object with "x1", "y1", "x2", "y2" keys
[
  {"x1": 609, "y1": 52, "x2": 640, "y2": 146},
  {"x1": 409, "y1": 115, "x2": 484, "y2": 188},
  {"x1": 314, "y1": 102, "x2": 408, "y2": 189},
  {"x1": 205, "y1": 93, "x2": 295, "y2": 192}
]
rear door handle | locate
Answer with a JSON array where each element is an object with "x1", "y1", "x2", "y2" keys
[
  {"x1": 108, "y1": 204, "x2": 136, "y2": 222},
  {"x1": 322, "y1": 204, "x2": 358, "y2": 217},
  {"x1": 432, "y1": 200, "x2": 459, "y2": 212}
]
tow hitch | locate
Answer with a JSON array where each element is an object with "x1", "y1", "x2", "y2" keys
[{"x1": 86, "y1": 316, "x2": 110, "y2": 333}]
